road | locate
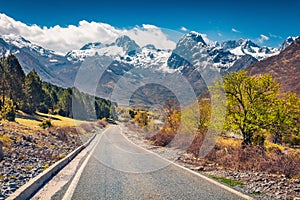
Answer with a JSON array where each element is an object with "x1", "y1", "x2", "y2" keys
[{"x1": 62, "y1": 125, "x2": 251, "y2": 200}]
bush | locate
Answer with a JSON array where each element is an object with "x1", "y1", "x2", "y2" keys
[
  {"x1": 283, "y1": 135, "x2": 300, "y2": 147},
  {"x1": 39, "y1": 119, "x2": 52, "y2": 129},
  {"x1": 20, "y1": 102, "x2": 35, "y2": 114},
  {"x1": 58, "y1": 109, "x2": 66, "y2": 117},
  {"x1": 37, "y1": 103, "x2": 49, "y2": 114},
  {"x1": 1, "y1": 99, "x2": 16, "y2": 121},
  {"x1": 80, "y1": 123, "x2": 95, "y2": 132},
  {"x1": 205, "y1": 143, "x2": 300, "y2": 178},
  {"x1": 97, "y1": 119, "x2": 108, "y2": 128},
  {"x1": 253, "y1": 133, "x2": 265, "y2": 147}
]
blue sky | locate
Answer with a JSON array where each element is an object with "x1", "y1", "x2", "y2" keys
[{"x1": 0, "y1": 0, "x2": 300, "y2": 48}]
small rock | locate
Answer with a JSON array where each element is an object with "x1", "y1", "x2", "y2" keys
[
  {"x1": 9, "y1": 183, "x2": 17, "y2": 189},
  {"x1": 294, "y1": 179, "x2": 300, "y2": 184},
  {"x1": 193, "y1": 166, "x2": 205, "y2": 171}
]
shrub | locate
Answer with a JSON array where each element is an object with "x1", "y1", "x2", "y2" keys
[
  {"x1": 39, "y1": 119, "x2": 52, "y2": 129},
  {"x1": 97, "y1": 119, "x2": 108, "y2": 128},
  {"x1": 37, "y1": 103, "x2": 49, "y2": 114},
  {"x1": 253, "y1": 133, "x2": 265, "y2": 147},
  {"x1": 1, "y1": 99, "x2": 16, "y2": 121},
  {"x1": 204, "y1": 142, "x2": 300, "y2": 178},
  {"x1": 283, "y1": 135, "x2": 300, "y2": 147},
  {"x1": 80, "y1": 123, "x2": 95, "y2": 132}
]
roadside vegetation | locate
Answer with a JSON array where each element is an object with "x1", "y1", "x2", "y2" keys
[{"x1": 128, "y1": 70, "x2": 300, "y2": 178}]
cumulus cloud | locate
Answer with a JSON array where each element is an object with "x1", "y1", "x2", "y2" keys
[
  {"x1": 180, "y1": 26, "x2": 188, "y2": 32},
  {"x1": 258, "y1": 34, "x2": 269, "y2": 43},
  {"x1": 231, "y1": 28, "x2": 240, "y2": 33},
  {"x1": 124, "y1": 24, "x2": 176, "y2": 50},
  {"x1": 0, "y1": 13, "x2": 176, "y2": 53}
]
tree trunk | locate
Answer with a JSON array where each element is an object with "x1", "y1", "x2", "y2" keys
[{"x1": 242, "y1": 131, "x2": 252, "y2": 148}]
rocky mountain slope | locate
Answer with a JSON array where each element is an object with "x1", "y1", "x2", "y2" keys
[{"x1": 247, "y1": 37, "x2": 300, "y2": 94}]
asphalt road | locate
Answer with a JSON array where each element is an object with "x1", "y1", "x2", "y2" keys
[{"x1": 63, "y1": 125, "x2": 250, "y2": 200}]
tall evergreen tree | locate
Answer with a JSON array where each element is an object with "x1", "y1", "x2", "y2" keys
[
  {"x1": 24, "y1": 70, "x2": 43, "y2": 113},
  {"x1": 6, "y1": 55, "x2": 25, "y2": 106},
  {"x1": 0, "y1": 62, "x2": 7, "y2": 110}
]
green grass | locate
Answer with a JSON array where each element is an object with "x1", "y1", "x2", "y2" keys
[{"x1": 209, "y1": 174, "x2": 244, "y2": 187}]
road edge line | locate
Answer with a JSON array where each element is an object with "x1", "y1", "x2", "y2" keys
[
  {"x1": 118, "y1": 125, "x2": 253, "y2": 200},
  {"x1": 61, "y1": 127, "x2": 108, "y2": 200}
]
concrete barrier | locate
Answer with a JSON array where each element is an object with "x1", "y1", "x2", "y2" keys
[{"x1": 7, "y1": 133, "x2": 97, "y2": 200}]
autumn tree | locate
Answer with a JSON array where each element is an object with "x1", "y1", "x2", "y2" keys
[{"x1": 267, "y1": 93, "x2": 298, "y2": 144}]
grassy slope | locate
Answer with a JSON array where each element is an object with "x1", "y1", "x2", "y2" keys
[{"x1": 15, "y1": 111, "x2": 88, "y2": 129}]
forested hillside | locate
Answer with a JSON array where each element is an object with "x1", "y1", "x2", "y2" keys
[{"x1": 0, "y1": 55, "x2": 114, "y2": 121}]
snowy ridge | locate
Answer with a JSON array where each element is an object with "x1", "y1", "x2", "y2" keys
[
  {"x1": 222, "y1": 39, "x2": 279, "y2": 61},
  {"x1": 2, "y1": 34, "x2": 58, "y2": 57},
  {"x1": 280, "y1": 36, "x2": 299, "y2": 51},
  {"x1": 0, "y1": 31, "x2": 298, "y2": 90}
]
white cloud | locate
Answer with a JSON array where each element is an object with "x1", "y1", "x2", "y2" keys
[
  {"x1": 218, "y1": 32, "x2": 222, "y2": 37},
  {"x1": 0, "y1": 13, "x2": 176, "y2": 53},
  {"x1": 231, "y1": 28, "x2": 240, "y2": 33},
  {"x1": 269, "y1": 33, "x2": 282, "y2": 39},
  {"x1": 258, "y1": 34, "x2": 269, "y2": 43},
  {"x1": 180, "y1": 26, "x2": 188, "y2": 32},
  {"x1": 124, "y1": 24, "x2": 176, "y2": 50}
]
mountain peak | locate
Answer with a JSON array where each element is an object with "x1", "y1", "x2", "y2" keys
[
  {"x1": 186, "y1": 31, "x2": 207, "y2": 45},
  {"x1": 2, "y1": 34, "x2": 32, "y2": 48},
  {"x1": 115, "y1": 35, "x2": 141, "y2": 56},
  {"x1": 80, "y1": 42, "x2": 104, "y2": 50},
  {"x1": 280, "y1": 36, "x2": 299, "y2": 51}
]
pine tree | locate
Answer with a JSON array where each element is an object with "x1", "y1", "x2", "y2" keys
[
  {"x1": 6, "y1": 55, "x2": 25, "y2": 107},
  {"x1": 24, "y1": 70, "x2": 43, "y2": 113}
]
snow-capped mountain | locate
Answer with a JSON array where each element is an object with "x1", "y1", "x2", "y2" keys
[
  {"x1": 0, "y1": 34, "x2": 77, "y2": 86},
  {"x1": 1, "y1": 34, "x2": 55, "y2": 57},
  {"x1": 166, "y1": 32, "x2": 279, "y2": 74},
  {"x1": 280, "y1": 36, "x2": 299, "y2": 51},
  {"x1": 221, "y1": 39, "x2": 279, "y2": 60},
  {"x1": 66, "y1": 35, "x2": 172, "y2": 71},
  {"x1": 0, "y1": 32, "x2": 298, "y2": 101}
]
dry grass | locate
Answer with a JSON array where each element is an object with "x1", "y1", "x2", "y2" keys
[
  {"x1": 0, "y1": 134, "x2": 13, "y2": 147},
  {"x1": 205, "y1": 138, "x2": 300, "y2": 178},
  {"x1": 15, "y1": 111, "x2": 88, "y2": 129}
]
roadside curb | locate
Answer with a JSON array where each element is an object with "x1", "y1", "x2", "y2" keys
[{"x1": 7, "y1": 132, "x2": 97, "y2": 200}]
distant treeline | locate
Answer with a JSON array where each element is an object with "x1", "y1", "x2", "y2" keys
[{"x1": 0, "y1": 55, "x2": 114, "y2": 121}]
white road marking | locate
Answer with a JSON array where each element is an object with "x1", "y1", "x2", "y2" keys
[{"x1": 61, "y1": 128, "x2": 108, "y2": 200}]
